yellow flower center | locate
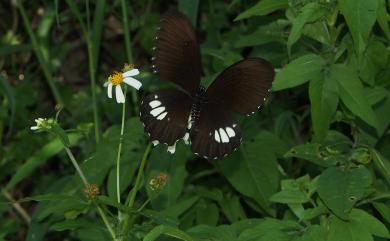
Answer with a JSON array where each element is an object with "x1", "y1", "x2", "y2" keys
[{"x1": 110, "y1": 72, "x2": 123, "y2": 86}]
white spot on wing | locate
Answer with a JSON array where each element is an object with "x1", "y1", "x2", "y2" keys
[
  {"x1": 187, "y1": 115, "x2": 192, "y2": 129},
  {"x1": 149, "y1": 100, "x2": 161, "y2": 108},
  {"x1": 225, "y1": 127, "x2": 235, "y2": 137},
  {"x1": 233, "y1": 124, "x2": 237, "y2": 128},
  {"x1": 183, "y1": 132, "x2": 190, "y2": 145},
  {"x1": 167, "y1": 142, "x2": 176, "y2": 154},
  {"x1": 150, "y1": 106, "x2": 165, "y2": 117},
  {"x1": 214, "y1": 130, "x2": 221, "y2": 143},
  {"x1": 152, "y1": 140, "x2": 159, "y2": 146},
  {"x1": 154, "y1": 95, "x2": 158, "y2": 99},
  {"x1": 219, "y1": 128, "x2": 229, "y2": 143},
  {"x1": 157, "y1": 112, "x2": 167, "y2": 120}
]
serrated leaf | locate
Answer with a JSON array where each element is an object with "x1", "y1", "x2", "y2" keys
[
  {"x1": 317, "y1": 166, "x2": 371, "y2": 219},
  {"x1": 330, "y1": 64, "x2": 379, "y2": 129},
  {"x1": 338, "y1": 0, "x2": 378, "y2": 55},
  {"x1": 273, "y1": 54, "x2": 326, "y2": 91},
  {"x1": 235, "y1": 0, "x2": 288, "y2": 21}
]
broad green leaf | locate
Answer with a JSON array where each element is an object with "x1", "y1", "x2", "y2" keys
[
  {"x1": 317, "y1": 166, "x2": 371, "y2": 219},
  {"x1": 294, "y1": 225, "x2": 326, "y2": 241},
  {"x1": 238, "y1": 218, "x2": 300, "y2": 241},
  {"x1": 178, "y1": 0, "x2": 199, "y2": 28},
  {"x1": 309, "y1": 75, "x2": 339, "y2": 142},
  {"x1": 349, "y1": 209, "x2": 390, "y2": 238},
  {"x1": 50, "y1": 219, "x2": 96, "y2": 231},
  {"x1": 143, "y1": 225, "x2": 194, "y2": 241},
  {"x1": 338, "y1": 0, "x2": 378, "y2": 55},
  {"x1": 327, "y1": 215, "x2": 372, "y2": 241},
  {"x1": 160, "y1": 196, "x2": 200, "y2": 218},
  {"x1": 5, "y1": 133, "x2": 81, "y2": 190},
  {"x1": 273, "y1": 54, "x2": 326, "y2": 91},
  {"x1": 196, "y1": 202, "x2": 219, "y2": 226},
  {"x1": 365, "y1": 87, "x2": 388, "y2": 105},
  {"x1": 330, "y1": 64, "x2": 379, "y2": 129},
  {"x1": 235, "y1": 0, "x2": 288, "y2": 21},
  {"x1": 219, "y1": 194, "x2": 247, "y2": 223},
  {"x1": 270, "y1": 177, "x2": 311, "y2": 204},
  {"x1": 285, "y1": 143, "x2": 336, "y2": 167},
  {"x1": 189, "y1": 225, "x2": 237, "y2": 241},
  {"x1": 217, "y1": 132, "x2": 284, "y2": 215},
  {"x1": 287, "y1": 3, "x2": 326, "y2": 54},
  {"x1": 147, "y1": 142, "x2": 191, "y2": 210}
]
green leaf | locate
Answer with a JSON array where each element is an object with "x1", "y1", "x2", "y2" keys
[
  {"x1": 370, "y1": 149, "x2": 390, "y2": 185},
  {"x1": 217, "y1": 132, "x2": 284, "y2": 215},
  {"x1": 309, "y1": 75, "x2": 339, "y2": 142},
  {"x1": 196, "y1": 202, "x2": 219, "y2": 226},
  {"x1": 373, "y1": 202, "x2": 390, "y2": 224},
  {"x1": 178, "y1": 0, "x2": 199, "y2": 28},
  {"x1": 330, "y1": 64, "x2": 379, "y2": 129},
  {"x1": 287, "y1": 3, "x2": 326, "y2": 54},
  {"x1": 328, "y1": 215, "x2": 372, "y2": 241},
  {"x1": 270, "y1": 177, "x2": 311, "y2": 204},
  {"x1": 349, "y1": 209, "x2": 390, "y2": 238},
  {"x1": 50, "y1": 219, "x2": 96, "y2": 231},
  {"x1": 143, "y1": 225, "x2": 194, "y2": 241},
  {"x1": 317, "y1": 166, "x2": 371, "y2": 219},
  {"x1": 377, "y1": 0, "x2": 390, "y2": 39},
  {"x1": 294, "y1": 225, "x2": 327, "y2": 241},
  {"x1": 285, "y1": 143, "x2": 336, "y2": 167},
  {"x1": 235, "y1": 0, "x2": 288, "y2": 21},
  {"x1": 338, "y1": 0, "x2": 378, "y2": 55},
  {"x1": 5, "y1": 133, "x2": 81, "y2": 190},
  {"x1": 273, "y1": 54, "x2": 326, "y2": 91}
]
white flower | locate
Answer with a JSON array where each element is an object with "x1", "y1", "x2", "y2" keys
[
  {"x1": 104, "y1": 67, "x2": 142, "y2": 103},
  {"x1": 30, "y1": 118, "x2": 46, "y2": 130}
]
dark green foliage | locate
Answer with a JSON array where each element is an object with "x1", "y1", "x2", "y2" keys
[{"x1": 0, "y1": 0, "x2": 389, "y2": 240}]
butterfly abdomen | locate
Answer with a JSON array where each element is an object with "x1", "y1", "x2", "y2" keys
[{"x1": 190, "y1": 86, "x2": 206, "y2": 126}]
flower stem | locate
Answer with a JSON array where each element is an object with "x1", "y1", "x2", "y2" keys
[
  {"x1": 127, "y1": 143, "x2": 152, "y2": 208},
  {"x1": 120, "y1": 0, "x2": 138, "y2": 110},
  {"x1": 64, "y1": 147, "x2": 116, "y2": 241},
  {"x1": 1, "y1": 189, "x2": 31, "y2": 225}
]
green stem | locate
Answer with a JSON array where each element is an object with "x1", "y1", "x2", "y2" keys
[
  {"x1": 1, "y1": 189, "x2": 31, "y2": 225},
  {"x1": 17, "y1": 0, "x2": 63, "y2": 105},
  {"x1": 120, "y1": 0, "x2": 138, "y2": 110},
  {"x1": 116, "y1": 90, "x2": 127, "y2": 226},
  {"x1": 127, "y1": 143, "x2": 152, "y2": 208},
  {"x1": 121, "y1": 143, "x2": 152, "y2": 238},
  {"x1": 64, "y1": 147, "x2": 116, "y2": 240}
]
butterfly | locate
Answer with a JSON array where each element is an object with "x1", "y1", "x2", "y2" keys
[{"x1": 139, "y1": 10, "x2": 275, "y2": 160}]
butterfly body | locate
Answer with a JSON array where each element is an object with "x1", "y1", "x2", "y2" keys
[{"x1": 139, "y1": 10, "x2": 275, "y2": 160}]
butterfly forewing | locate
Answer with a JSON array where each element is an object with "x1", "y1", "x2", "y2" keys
[
  {"x1": 190, "y1": 103, "x2": 242, "y2": 160},
  {"x1": 140, "y1": 89, "x2": 192, "y2": 146},
  {"x1": 153, "y1": 10, "x2": 202, "y2": 95},
  {"x1": 205, "y1": 58, "x2": 275, "y2": 115}
]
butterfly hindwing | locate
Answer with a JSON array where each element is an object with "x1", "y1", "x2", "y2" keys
[
  {"x1": 152, "y1": 10, "x2": 202, "y2": 95},
  {"x1": 205, "y1": 58, "x2": 275, "y2": 115},
  {"x1": 140, "y1": 89, "x2": 192, "y2": 146},
  {"x1": 190, "y1": 103, "x2": 242, "y2": 160}
]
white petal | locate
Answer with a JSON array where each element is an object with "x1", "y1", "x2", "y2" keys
[
  {"x1": 167, "y1": 143, "x2": 176, "y2": 154},
  {"x1": 115, "y1": 85, "x2": 125, "y2": 103},
  {"x1": 103, "y1": 81, "x2": 109, "y2": 87},
  {"x1": 123, "y1": 77, "x2": 142, "y2": 90},
  {"x1": 30, "y1": 126, "x2": 39, "y2": 130},
  {"x1": 107, "y1": 83, "x2": 113, "y2": 98},
  {"x1": 122, "y1": 68, "x2": 140, "y2": 77}
]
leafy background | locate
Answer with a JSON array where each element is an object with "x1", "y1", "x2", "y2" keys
[{"x1": 1, "y1": 0, "x2": 390, "y2": 240}]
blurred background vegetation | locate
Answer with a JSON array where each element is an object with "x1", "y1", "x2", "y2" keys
[{"x1": 0, "y1": 0, "x2": 390, "y2": 240}]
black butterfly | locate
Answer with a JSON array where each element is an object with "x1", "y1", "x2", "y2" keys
[{"x1": 140, "y1": 10, "x2": 275, "y2": 160}]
